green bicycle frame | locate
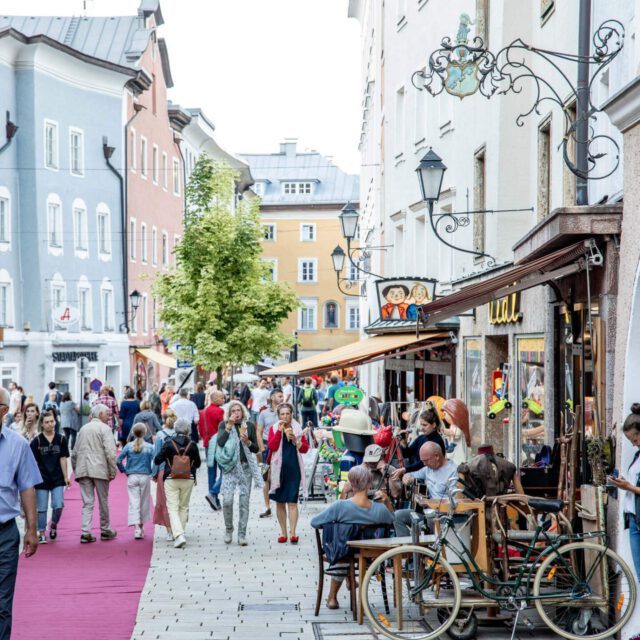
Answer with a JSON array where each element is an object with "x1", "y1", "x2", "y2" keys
[{"x1": 414, "y1": 514, "x2": 608, "y2": 604}]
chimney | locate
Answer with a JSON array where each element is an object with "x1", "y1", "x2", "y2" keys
[{"x1": 280, "y1": 138, "x2": 298, "y2": 157}]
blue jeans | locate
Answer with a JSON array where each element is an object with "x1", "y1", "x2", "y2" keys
[
  {"x1": 628, "y1": 517, "x2": 640, "y2": 581},
  {"x1": 36, "y1": 486, "x2": 65, "y2": 532},
  {"x1": 0, "y1": 520, "x2": 19, "y2": 640},
  {"x1": 208, "y1": 463, "x2": 221, "y2": 497}
]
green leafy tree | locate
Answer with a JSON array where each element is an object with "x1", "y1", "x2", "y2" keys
[{"x1": 154, "y1": 154, "x2": 298, "y2": 371}]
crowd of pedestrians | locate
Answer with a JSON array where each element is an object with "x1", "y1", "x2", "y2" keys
[{"x1": 0, "y1": 373, "x2": 339, "y2": 638}]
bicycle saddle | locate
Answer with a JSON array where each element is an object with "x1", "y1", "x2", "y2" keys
[{"x1": 528, "y1": 497, "x2": 564, "y2": 513}]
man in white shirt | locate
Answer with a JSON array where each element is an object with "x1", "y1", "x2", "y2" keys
[
  {"x1": 169, "y1": 388, "x2": 200, "y2": 441},
  {"x1": 250, "y1": 379, "x2": 270, "y2": 422},
  {"x1": 7, "y1": 382, "x2": 22, "y2": 425},
  {"x1": 393, "y1": 441, "x2": 460, "y2": 537},
  {"x1": 281, "y1": 377, "x2": 293, "y2": 405}
]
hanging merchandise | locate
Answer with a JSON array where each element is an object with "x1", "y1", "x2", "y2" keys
[
  {"x1": 487, "y1": 363, "x2": 512, "y2": 419},
  {"x1": 522, "y1": 365, "x2": 545, "y2": 415}
]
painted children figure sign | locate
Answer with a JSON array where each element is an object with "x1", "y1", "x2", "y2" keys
[{"x1": 376, "y1": 278, "x2": 437, "y2": 321}]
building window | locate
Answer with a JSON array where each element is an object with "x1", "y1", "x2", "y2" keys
[
  {"x1": 162, "y1": 152, "x2": 168, "y2": 189},
  {"x1": 140, "y1": 137, "x2": 148, "y2": 178},
  {"x1": 563, "y1": 101, "x2": 577, "y2": 205},
  {"x1": 141, "y1": 223, "x2": 148, "y2": 263},
  {"x1": 130, "y1": 218, "x2": 137, "y2": 261},
  {"x1": 69, "y1": 128, "x2": 84, "y2": 176},
  {"x1": 162, "y1": 231, "x2": 169, "y2": 267},
  {"x1": 44, "y1": 120, "x2": 59, "y2": 169},
  {"x1": 130, "y1": 129, "x2": 136, "y2": 171},
  {"x1": 173, "y1": 158, "x2": 180, "y2": 195},
  {"x1": 101, "y1": 284, "x2": 115, "y2": 332},
  {"x1": 261, "y1": 259, "x2": 278, "y2": 281},
  {"x1": 347, "y1": 261, "x2": 358, "y2": 282},
  {"x1": 298, "y1": 298, "x2": 317, "y2": 331},
  {"x1": 173, "y1": 235, "x2": 180, "y2": 266},
  {"x1": 152, "y1": 297, "x2": 158, "y2": 330},
  {"x1": 537, "y1": 118, "x2": 551, "y2": 221},
  {"x1": 142, "y1": 294, "x2": 148, "y2": 334},
  {"x1": 253, "y1": 182, "x2": 266, "y2": 197},
  {"x1": 324, "y1": 301, "x2": 339, "y2": 328},
  {"x1": 395, "y1": 87, "x2": 405, "y2": 158},
  {"x1": 0, "y1": 193, "x2": 11, "y2": 246},
  {"x1": 73, "y1": 203, "x2": 89, "y2": 253},
  {"x1": 78, "y1": 282, "x2": 92, "y2": 330},
  {"x1": 152, "y1": 145, "x2": 159, "y2": 184},
  {"x1": 50, "y1": 276, "x2": 67, "y2": 328},
  {"x1": 0, "y1": 271, "x2": 13, "y2": 327},
  {"x1": 282, "y1": 182, "x2": 313, "y2": 195},
  {"x1": 473, "y1": 146, "x2": 486, "y2": 259},
  {"x1": 47, "y1": 200, "x2": 62, "y2": 249},
  {"x1": 152, "y1": 226, "x2": 158, "y2": 265},
  {"x1": 298, "y1": 258, "x2": 317, "y2": 283},
  {"x1": 301, "y1": 223, "x2": 316, "y2": 242},
  {"x1": 263, "y1": 224, "x2": 276, "y2": 241},
  {"x1": 415, "y1": 70, "x2": 427, "y2": 143},
  {"x1": 347, "y1": 302, "x2": 360, "y2": 330},
  {"x1": 396, "y1": 0, "x2": 407, "y2": 26},
  {"x1": 97, "y1": 205, "x2": 111, "y2": 256}
]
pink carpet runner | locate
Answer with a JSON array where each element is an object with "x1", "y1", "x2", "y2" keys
[{"x1": 12, "y1": 473, "x2": 153, "y2": 639}]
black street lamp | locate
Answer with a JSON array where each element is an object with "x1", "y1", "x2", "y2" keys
[
  {"x1": 339, "y1": 202, "x2": 359, "y2": 240},
  {"x1": 331, "y1": 245, "x2": 361, "y2": 297},
  {"x1": 331, "y1": 245, "x2": 346, "y2": 273},
  {"x1": 416, "y1": 148, "x2": 496, "y2": 264},
  {"x1": 129, "y1": 289, "x2": 142, "y2": 322}
]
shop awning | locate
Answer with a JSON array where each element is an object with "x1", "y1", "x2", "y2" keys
[
  {"x1": 135, "y1": 348, "x2": 177, "y2": 369},
  {"x1": 261, "y1": 332, "x2": 448, "y2": 377},
  {"x1": 419, "y1": 240, "x2": 595, "y2": 326}
]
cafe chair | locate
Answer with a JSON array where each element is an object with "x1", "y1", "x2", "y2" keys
[{"x1": 314, "y1": 524, "x2": 391, "y2": 620}]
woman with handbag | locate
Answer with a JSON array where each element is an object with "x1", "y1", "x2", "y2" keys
[
  {"x1": 153, "y1": 418, "x2": 201, "y2": 549},
  {"x1": 268, "y1": 403, "x2": 310, "y2": 544},
  {"x1": 213, "y1": 401, "x2": 262, "y2": 546}
]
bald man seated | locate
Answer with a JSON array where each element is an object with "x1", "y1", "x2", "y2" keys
[{"x1": 393, "y1": 441, "x2": 460, "y2": 538}]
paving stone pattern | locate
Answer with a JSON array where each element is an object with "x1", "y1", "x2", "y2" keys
[{"x1": 131, "y1": 455, "x2": 564, "y2": 640}]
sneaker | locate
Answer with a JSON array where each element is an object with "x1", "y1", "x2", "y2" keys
[
  {"x1": 134, "y1": 527, "x2": 143, "y2": 540},
  {"x1": 174, "y1": 534, "x2": 186, "y2": 549},
  {"x1": 49, "y1": 523, "x2": 57, "y2": 540},
  {"x1": 38, "y1": 534, "x2": 48, "y2": 544},
  {"x1": 238, "y1": 536, "x2": 248, "y2": 546},
  {"x1": 100, "y1": 529, "x2": 117, "y2": 541},
  {"x1": 224, "y1": 530, "x2": 233, "y2": 544},
  {"x1": 80, "y1": 533, "x2": 96, "y2": 544},
  {"x1": 165, "y1": 532, "x2": 174, "y2": 542},
  {"x1": 205, "y1": 494, "x2": 221, "y2": 511}
]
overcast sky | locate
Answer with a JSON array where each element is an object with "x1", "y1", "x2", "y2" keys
[{"x1": 1, "y1": 0, "x2": 362, "y2": 173}]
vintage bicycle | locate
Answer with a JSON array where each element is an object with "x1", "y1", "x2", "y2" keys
[{"x1": 361, "y1": 490, "x2": 636, "y2": 640}]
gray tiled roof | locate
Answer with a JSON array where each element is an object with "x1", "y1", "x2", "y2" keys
[
  {"x1": 240, "y1": 141, "x2": 359, "y2": 206},
  {"x1": 0, "y1": 15, "x2": 148, "y2": 68}
]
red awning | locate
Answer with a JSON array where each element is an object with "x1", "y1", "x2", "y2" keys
[{"x1": 419, "y1": 240, "x2": 594, "y2": 326}]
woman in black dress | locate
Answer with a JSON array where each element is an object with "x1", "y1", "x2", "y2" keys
[{"x1": 267, "y1": 403, "x2": 309, "y2": 543}]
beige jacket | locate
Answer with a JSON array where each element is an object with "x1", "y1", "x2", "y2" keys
[{"x1": 71, "y1": 418, "x2": 117, "y2": 481}]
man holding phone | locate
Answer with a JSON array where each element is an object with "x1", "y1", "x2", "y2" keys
[{"x1": 0, "y1": 386, "x2": 42, "y2": 640}]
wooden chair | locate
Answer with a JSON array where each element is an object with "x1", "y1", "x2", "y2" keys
[{"x1": 314, "y1": 524, "x2": 391, "y2": 620}]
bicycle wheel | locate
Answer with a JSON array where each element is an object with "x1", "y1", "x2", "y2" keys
[
  {"x1": 533, "y1": 541, "x2": 636, "y2": 640},
  {"x1": 361, "y1": 545, "x2": 462, "y2": 640}
]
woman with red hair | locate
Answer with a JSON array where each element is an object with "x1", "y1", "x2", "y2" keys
[{"x1": 441, "y1": 398, "x2": 471, "y2": 466}]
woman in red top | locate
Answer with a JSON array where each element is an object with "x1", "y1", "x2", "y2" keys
[
  {"x1": 267, "y1": 403, "x2": 309, "y2": 543},
  {"x1": 200, "y1": 390, "x2": 225, "y2": 510}
]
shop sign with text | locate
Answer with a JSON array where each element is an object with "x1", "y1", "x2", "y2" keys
[{"x1": 488, "y1": 292, "x2": 523, "y2": 325}]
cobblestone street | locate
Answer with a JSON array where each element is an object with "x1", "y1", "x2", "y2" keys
[{"x1": 131, "y1": 460, "x2": 560, "y2": 640}]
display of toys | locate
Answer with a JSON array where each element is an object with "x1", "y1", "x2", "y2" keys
[
  {"x1": 487, "y1": 364, "x2": 512, "y2": 419},
  {"x1": 522, "y1": 397, "x2": 543, "y2": 415}
]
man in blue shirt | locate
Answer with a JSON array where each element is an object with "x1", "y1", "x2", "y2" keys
[{"x1": 0, "y1": 387, "x2": 42, "y2": 639}]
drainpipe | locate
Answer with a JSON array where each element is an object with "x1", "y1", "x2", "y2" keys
[
  {"x1": 174, "y1": 134, "x2": 188, "y2": 220},
  {"x1": 575, "y1": 0, "x2": 591, "y2": 205},
  {"x1": 0, "y1": 111, "x2": 18, "y2": 155},
  {"x1": 102, "y1": 137, "x2": 129, "y2": 333}
]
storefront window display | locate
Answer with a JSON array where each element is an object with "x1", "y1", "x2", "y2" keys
[
  {"x1": 516, "y1": 336, "x2": 546, "y2": 466},
  {"x1": 464, "y1": 338, "x2": 483, "y2": 448}
]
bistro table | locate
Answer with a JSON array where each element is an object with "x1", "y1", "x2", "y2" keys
[{"x1": 347, "y1": 535, "x2": 436, "y2": 626}]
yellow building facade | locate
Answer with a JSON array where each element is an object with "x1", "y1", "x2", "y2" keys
[{"x1": 242, "y1": 141, "x2": 361, "y2": 360}]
